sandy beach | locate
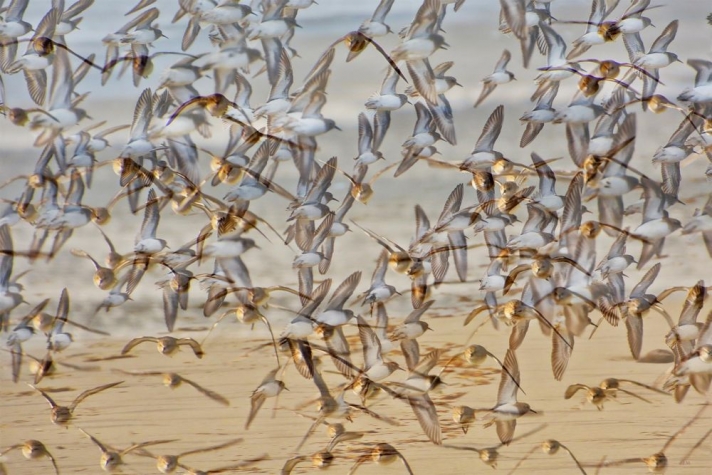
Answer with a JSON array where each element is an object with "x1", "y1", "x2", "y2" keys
[
  {"x1": 2, "y1": 0, "x2": 712, "y2": 473},
  {"x1": 2, "y1": 295, "x2": 712, "y2": 473}
]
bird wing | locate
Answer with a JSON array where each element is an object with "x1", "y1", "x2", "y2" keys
[
  {"x1": 120, "y1": 336, "x2": 157, "y2": 355},
  {"x1": 71, "y1": 381, "x2": 123, "y2": 412},
  {"x1": 408, "y1": 393, "x2": 442, "y2": 445},
  {"x1": 497, "y1": 348, "x2": 521, "y2": 405},
  {"x1": 179, "y1": 338, "x2": 204, "y2": 358}
]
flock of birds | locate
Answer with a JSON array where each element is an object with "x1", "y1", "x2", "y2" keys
[{"x1": 1, "y1": 0, "x2": 712, "y2": 473}]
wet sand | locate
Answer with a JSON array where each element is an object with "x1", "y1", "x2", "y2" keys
[{"x1": 2, "y1": 0, "x2": 712, "y2": 473}]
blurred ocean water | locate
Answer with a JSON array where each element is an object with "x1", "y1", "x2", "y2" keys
[{"x1": 4, "y1": 0, "x2": 707, "y2": 120}]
